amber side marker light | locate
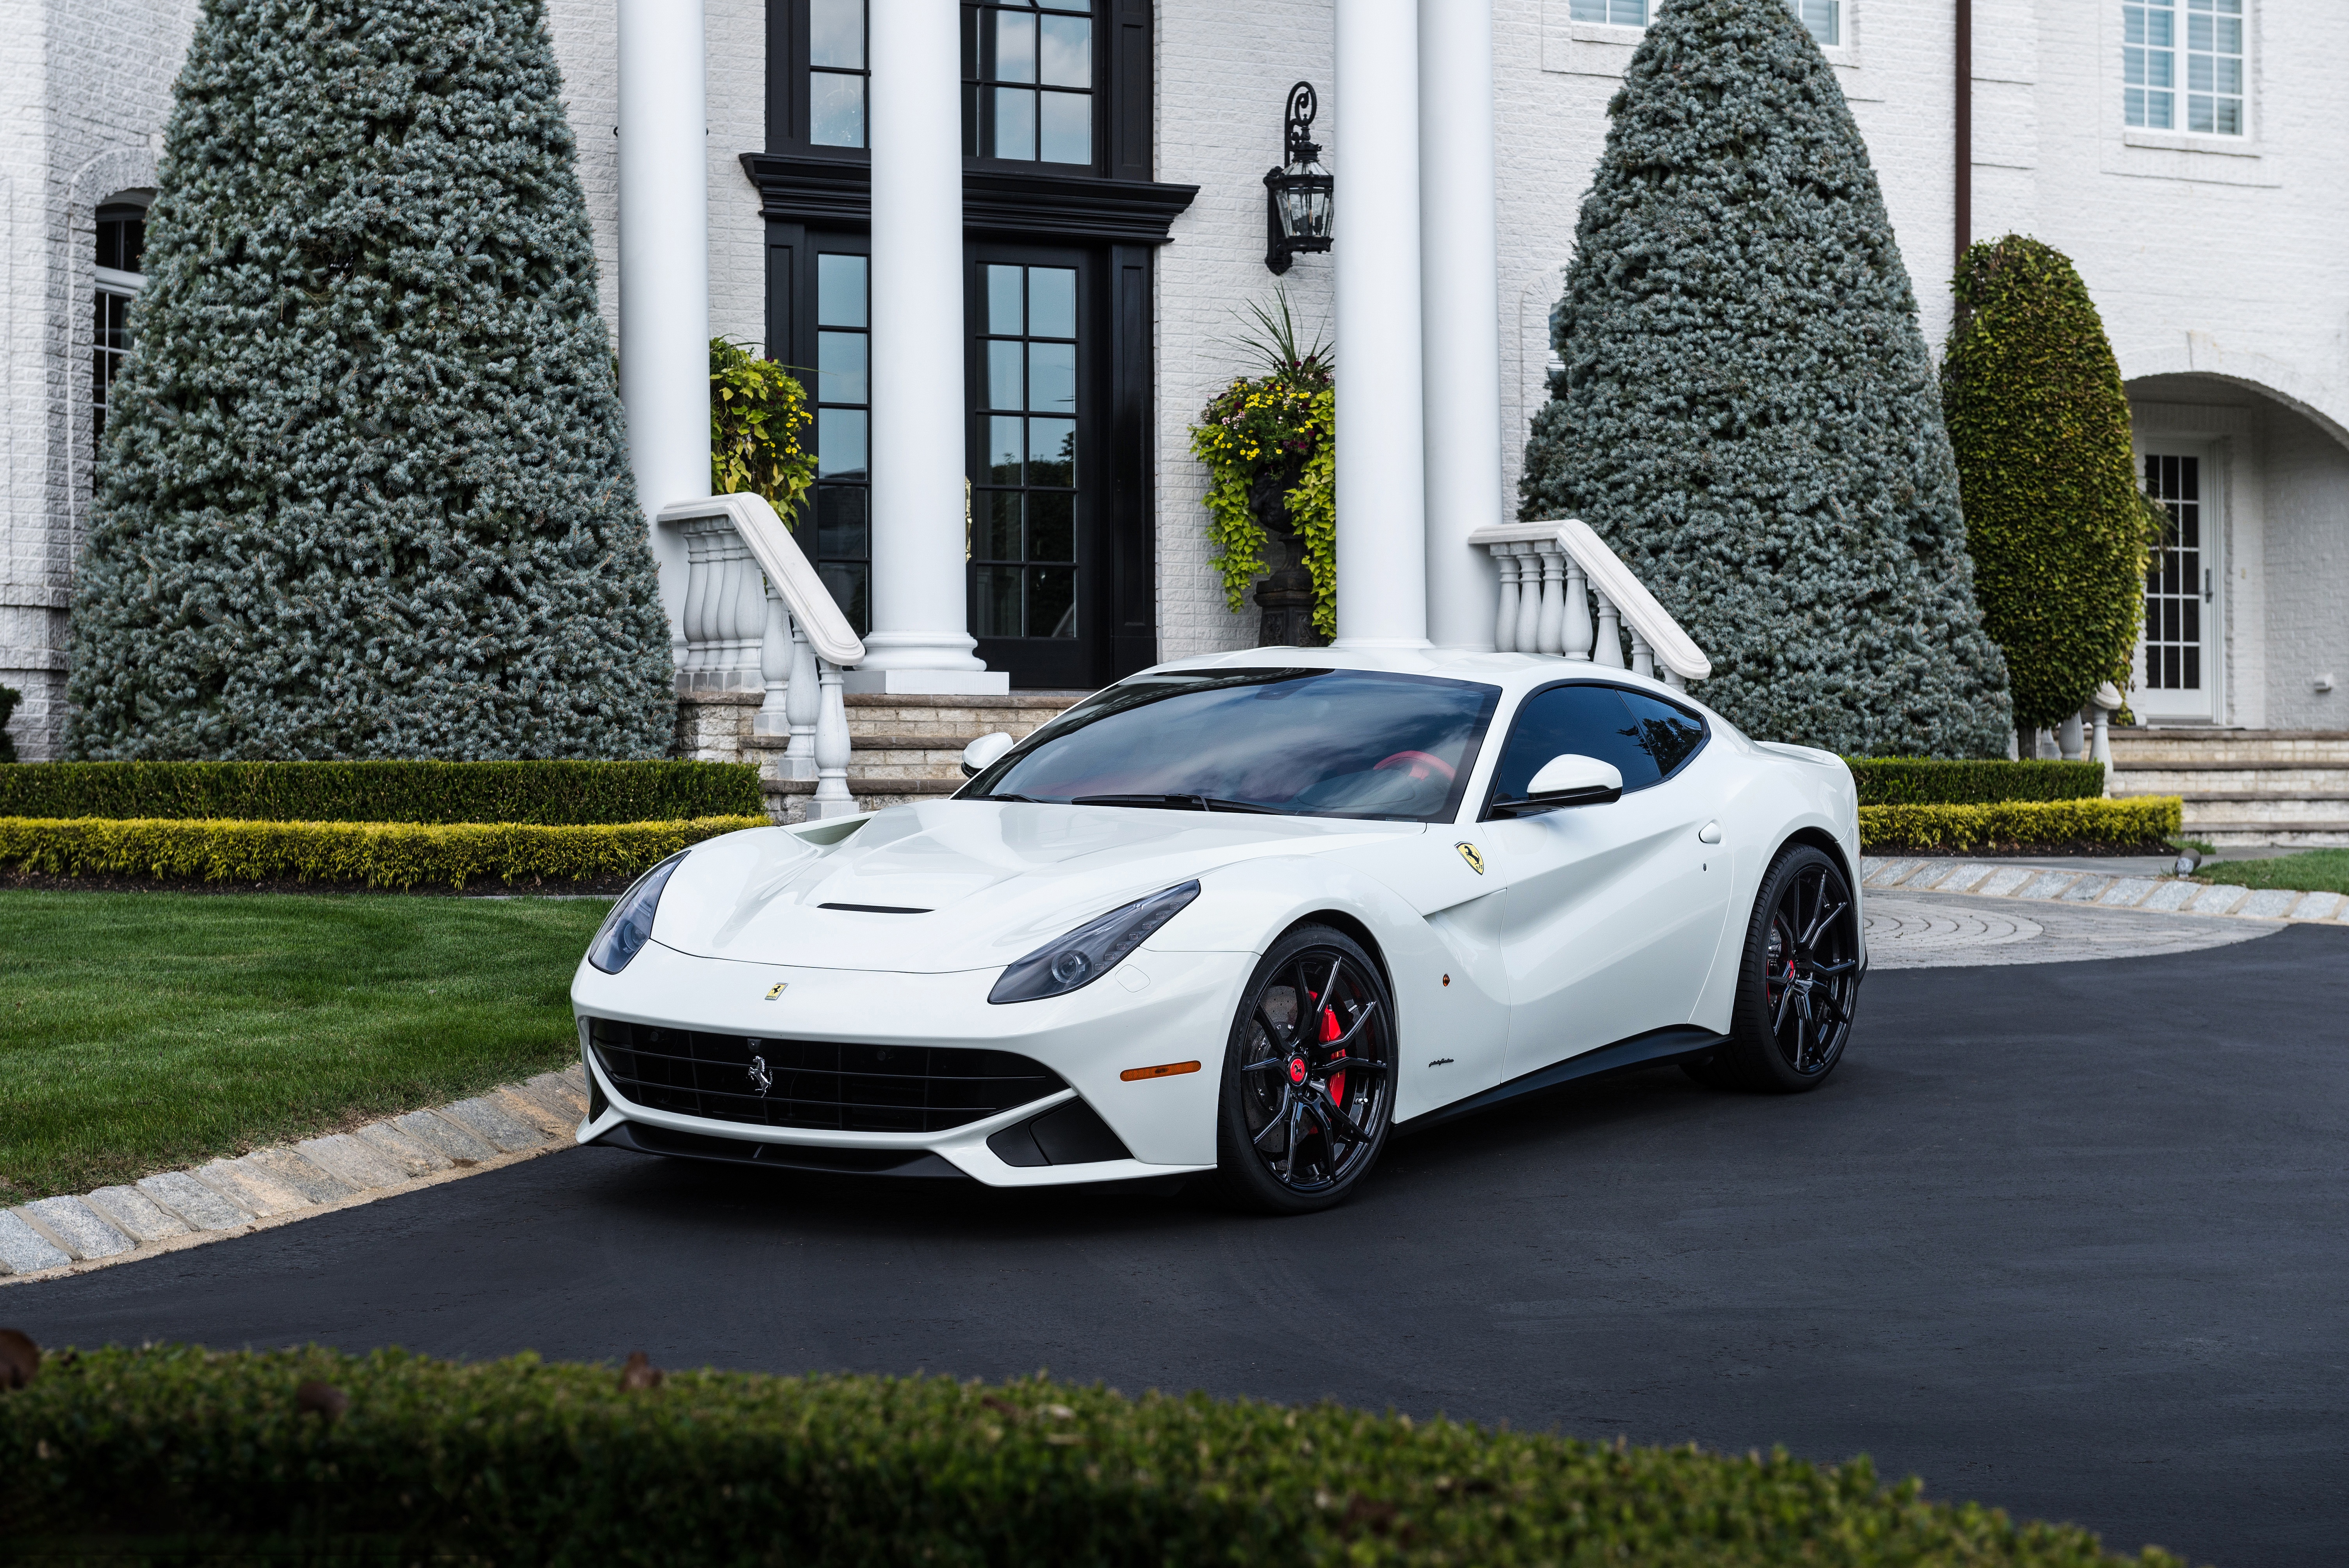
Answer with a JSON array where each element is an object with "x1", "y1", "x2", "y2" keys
[{"x1": 1121, "y1": 1060, "x2": 1201, "y2": 1082}]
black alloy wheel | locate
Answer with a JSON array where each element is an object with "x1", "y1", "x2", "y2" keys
[
  {"x1": 1214, "y1": 925, "x2": 1398, "y2": 1214},
  {"x1": 1695, "y1": 844, "x2": 1862, "y2": 1092}
]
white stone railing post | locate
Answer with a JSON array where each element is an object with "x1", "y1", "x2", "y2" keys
[
  {"x1": 2091, "y1": 681, "x2": 2122, "y2": 797},
  {"x1": 1533, "y1": 542, "x2": 1567, "y2": 656},
  {"x1": 1562, "y1": 559, "x2": 1593, "y2": 661},
  {"x1": 1493, "y1": 549, "x2": 1522, "y2": 652},
  {"x1": 812, "y1": 660, "x2": 855, "y2": 816},
  {"x1": 754, "y1": 588, "x2": 790, "y2": 738},
  {"x1": 1628, "y1": 628, "x2": 1654, "y2": 681},
  {"x1": 1511, "y1": 544, "x2": 1541, "y2": 654},
  {"x1": 2058, "y1": 710, "x2": 2086, "y2": 761},
  {"x1": 1592, "y1": 589, "x2": 1625, "y2": 669},
  {"x1": 782, "y1": 618, "x2": 820, "y2": 781}
]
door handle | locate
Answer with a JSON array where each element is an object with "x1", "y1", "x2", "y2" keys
[{"x1": 1698, "y1": 821, "x2": 1722, "y2": 844}]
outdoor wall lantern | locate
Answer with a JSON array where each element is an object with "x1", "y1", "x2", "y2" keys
[{"x1": 1263, "y1": 81, "x2": 1333, "y2": 275}]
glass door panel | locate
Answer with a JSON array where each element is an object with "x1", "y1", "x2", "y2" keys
[{"x1": 2135, "y1": 447, "x2": 2221, "y2": 722}]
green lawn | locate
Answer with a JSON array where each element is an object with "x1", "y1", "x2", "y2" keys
[
  {"x1": 0, "y1": 892, "x2": 609, "y2": 1202},
  {"x1": 2202, "y1": 848, "x2": 2349, "y2": 896}
]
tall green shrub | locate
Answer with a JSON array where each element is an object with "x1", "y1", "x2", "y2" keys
[
  {"x1": 67, "y1": 0, "x2": 675, "y2": 761},
  {"x1": 1520, "y1": 0, "x2": 2012, "y2": 757},
  {"x1": 1941, "y1": 237, "x2": 2153, "y2": 737}
]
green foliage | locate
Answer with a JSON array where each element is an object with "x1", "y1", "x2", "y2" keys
[
  {"x1": 0, "y1": 815, "x2": 765, "y2": 890},
  {"x1": 1189, "y1": 290, "x2": 1336, "y2": 634},
  {"x1": 1942, "y1": 237, "x2": 2155, "y2": 732},
  {"x1": 1860, "y1": 797, "x2": 2181, "y2": 853},
  {"x1": 0, "y1": 759, "x2": 759, "y2": 824},
  {"x1": 0, "y1": 1346, "x2": 2180, "y2": 1567},
  {"x1": 0, "y1": 892, "x2": 602, "y2": 1199},
  {"x1": 66, "y1": 0, "x2": 675, "y2": 761},
  {"x1": 710, "y1": 337, "x2": 816, "y2": 516},
  {"x1": 1520, "y1": 0, "x2": 2011, "y2": 758},
  {"x1": 1846, "y1": 759, "x2": 2107, "y2": 806},
  {"x1": 0, "y1": 684, "x2": 18, "y2": 763}
]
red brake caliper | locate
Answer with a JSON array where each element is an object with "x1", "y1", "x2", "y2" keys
[{"x1": 1321, "y1": 1003, "x2": 1346, "y2": 1106}]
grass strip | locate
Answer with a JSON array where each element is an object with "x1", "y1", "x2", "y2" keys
[
  {"x1": 0, "y1": 1345, "x2": 2183, "y2": 1566},
  {"x1": 1859, "y1": 797, "x2": 2180, "y2": 854},
  {"x1": 0, "y1": 814, "x2": 767, "y2": 891},
  {"x1": 2196, "y1": 848, "x2": 2349, "y2": 896},
  {"x1": 0, "y1": 892, "x2": 605, "y2": 1200},
  {"x1": 0, "y1": 759, "x2": 763, "y2": 825}
]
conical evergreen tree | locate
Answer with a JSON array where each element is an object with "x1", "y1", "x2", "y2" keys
[
  {"x1": 1520, "y1": 0, "x2": 2011, "y2": 757},
  {"x1": 68, "y1": 0, "x2": 675, "y2": 760},
  {"x1": 1942, "y1": 236, "x2": 2151, "y2": 741}
]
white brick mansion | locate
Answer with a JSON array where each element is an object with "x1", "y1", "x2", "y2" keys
[{"x1": 2, "y1": 0, "x2": 2342, "y2": 761}]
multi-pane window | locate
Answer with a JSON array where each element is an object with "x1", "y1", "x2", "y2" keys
[
  {"x1": 1568, "y1": 0, "x2": 1835, "y2": 43},
  {"x1": 808, "y1": 0, "x2": 868, "y2": 148},
  {"x1": 972, "y1": 264, "x2": 1078, "y2": 641},
  {"x1": 962, "y1": 1, "x2": 1094, "y2": 166},
  {"x1": 2142, "y1": 454, "x2": 2203, "y2": 691},
  {"x1": 811, "y1": 252, "x2": 871, "y2": 628},
  {"x1": 92, "y1": 203, "x2": 146, "y2": 459},
  {"x1": 2126, "y1": 0, "x2": 2244, "y2": 134}
]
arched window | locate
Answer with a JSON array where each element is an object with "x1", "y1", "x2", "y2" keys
[{"x1": 93, "y1": 198, "x2": 150, "y2": 460}]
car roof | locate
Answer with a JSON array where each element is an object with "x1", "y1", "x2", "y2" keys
[{"x1": 1141, "y1": 644, "x2": 1715, "y2": 711}]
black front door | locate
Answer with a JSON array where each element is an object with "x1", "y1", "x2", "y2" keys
[{"x1": 968, "y1": 243, "x2": 1092, "y2": 688}]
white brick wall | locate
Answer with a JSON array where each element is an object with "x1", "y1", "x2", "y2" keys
[{"x1": 4, "y1": 0, "x2": 2342, "y2": 758}]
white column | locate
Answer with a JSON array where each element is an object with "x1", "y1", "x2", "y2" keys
[
  {"x1": 1418, "y1": 0, "x2": 1503, "y2": 650},
  {"x1": 855, "y1": 0, "x2": 1003, "y2": 693},
  {"x1": 618, "y1": 0, "x2": 711, "y2": 658},
  {"x1": 1331, "y1": 0, "x2": 1431, "y2": 650}
]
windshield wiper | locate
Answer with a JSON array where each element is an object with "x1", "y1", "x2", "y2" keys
[
  {"x1": 975, "y1": 792, "x2": 1046, "y2": 803},
  {"x1": 1071, "y1": 793, "x2": 1287, "y2": 814}
]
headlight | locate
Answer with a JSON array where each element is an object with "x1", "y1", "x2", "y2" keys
[
  {"x1": 587, "y1": 852, "x2": 689, "y2": 975},
  {"x1": 987, "y1": 880, "x2": 1201, "y2": 1004}
]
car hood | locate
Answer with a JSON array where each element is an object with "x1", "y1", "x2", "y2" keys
[{"x1": 649, "y1": 799, "x2": 1419, "y2": 972}]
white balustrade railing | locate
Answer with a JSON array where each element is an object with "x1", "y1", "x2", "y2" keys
[
  {"x1": 659, "y1": 494, "x2": 866, "y2": 819},
  {"x1": 1467, "y1": 518, "x2": 1712, "y2": 688}
]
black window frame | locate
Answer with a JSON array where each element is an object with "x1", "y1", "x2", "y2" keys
[{"x1": 1479, "y1": 680, "x2": 1712, "y2": 820}]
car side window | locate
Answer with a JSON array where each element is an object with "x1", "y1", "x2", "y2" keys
[
  {"x1": 1488, "y1": 684, "x2": 1664, "y2": 804},
  {"x1": 1620, "y1": 690, "x2": 1708, "y2": 780}
]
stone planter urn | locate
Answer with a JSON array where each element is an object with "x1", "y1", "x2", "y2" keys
[{"x1": 1249, "y1": 463, "x2": 1327, "y2": 648}]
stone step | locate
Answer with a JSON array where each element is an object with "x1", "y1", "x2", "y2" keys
[
  {"x1": 2113, "y1": 766, "x2": 2349, "y2": 794},
  {"x1": 2184, "y1": 822, "x2": 2349, "y2": 848},
  {"x1": 2108, "y1": 728, "x2": 2349, "y2": 764}
]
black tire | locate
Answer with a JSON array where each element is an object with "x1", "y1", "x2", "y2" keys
[
  {"x1": 1707, "y1": 844, "x2": 1862, "y2": 1092},
  {"x1": 1212, "y1": 925, "x2": 1399, "y2": 1215}
]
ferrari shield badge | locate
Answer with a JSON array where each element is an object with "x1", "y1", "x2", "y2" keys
[
  {"x1": 1454, "y1": 843, "x2": 1485, "y2": 875},
  {"x1": 764, "y1": 982, "x2": 788, "y2": 1000}
]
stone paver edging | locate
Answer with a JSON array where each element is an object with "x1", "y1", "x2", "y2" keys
[
  {"x1": 0, "y1": 1067, "x2": 588, "y2": 1285},
  {"x1": 1859, "y1": 858, "x2": 2348, "y2": 923}
]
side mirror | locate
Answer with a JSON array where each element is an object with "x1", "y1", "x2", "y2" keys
[
  {"x1": 961, "y1": 731, "x2": 1015, "y2": 778},
  {"x1": 1492, "y1": 753, "x2": 1624, "y2": 817}
]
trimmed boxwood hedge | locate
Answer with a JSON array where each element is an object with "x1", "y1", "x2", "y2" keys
[
  {"x1": 1860, "y1": 798, "x2": 2180, "y2": 854},
  {"x1": 0, "y1": 1345, "x2": 2181, "y2": 1566},
  {"x1": 0, "y1": 760, "x2": 761, "y2": 824},
  {"x1": 1846, "y1": 759, "x2": 2107, "y2": 807},
  {"x1": 0, "y1": 815, "x2": 766, "y2": 890}
]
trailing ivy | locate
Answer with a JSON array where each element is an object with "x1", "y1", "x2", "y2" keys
[
  {"x1": 66, "y1": 0, "x2": 675, "y2": 761},
  {"x1": 710, "y1": 337, "x2": 816, "y2": 517},
  {"x1": 1520, "y1": 0, "x2": 2012, "y2": 758},
  {"x1": 1942, "y1": 237, "x2": 2158, "y2": 738},
  {"x1": 1189, "y1": 292, "x2": 1336, "y2": 634}
]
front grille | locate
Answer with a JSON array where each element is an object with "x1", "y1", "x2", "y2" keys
[{"x1": 586, "y1": 1017, "x2": 1066, "y2": 1134}]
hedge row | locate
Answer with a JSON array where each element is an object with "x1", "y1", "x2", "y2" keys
[
  {"x1": 0, "y1": 1345, "x2": 2179, "y2": 1566},
  {"x1": 0, "y1": 760, "x2": 763, "y2": 825},
  {"x1": 1860, "y1": 798, "x2": 2181, "y2": 854},
  {"x1": 0, "y1": 815, "x2": 767, "y2": 890},
  {"x1": 1845, "y1": 759, "x2": 2106, "y2": 807}
]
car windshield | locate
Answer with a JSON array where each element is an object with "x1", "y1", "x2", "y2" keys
[{"x1": 964, "y1": 667, "x2": 1500, "y2": 821}]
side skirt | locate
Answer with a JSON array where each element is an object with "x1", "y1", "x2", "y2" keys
[{"x1": 1394, "y1": 1024, "x2": 1727, "y2": 1136}]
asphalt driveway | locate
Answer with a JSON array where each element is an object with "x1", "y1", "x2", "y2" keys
[{"x1": 13, "y1": 921, "x2": 2346, "y2": 1566}]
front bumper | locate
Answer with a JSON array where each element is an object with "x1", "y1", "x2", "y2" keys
[{"x1": 569, "y1": 937, "x2": 1244, "y2": 1187}]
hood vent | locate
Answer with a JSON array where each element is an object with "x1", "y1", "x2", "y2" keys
[{"x1": 818, "y1": 902, "x2": 932, "y2": 914}]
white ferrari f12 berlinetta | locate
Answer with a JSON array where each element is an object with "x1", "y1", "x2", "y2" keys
[{"x1": 571, "y1": 649, "x2": 1865, "y2": 1213}]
